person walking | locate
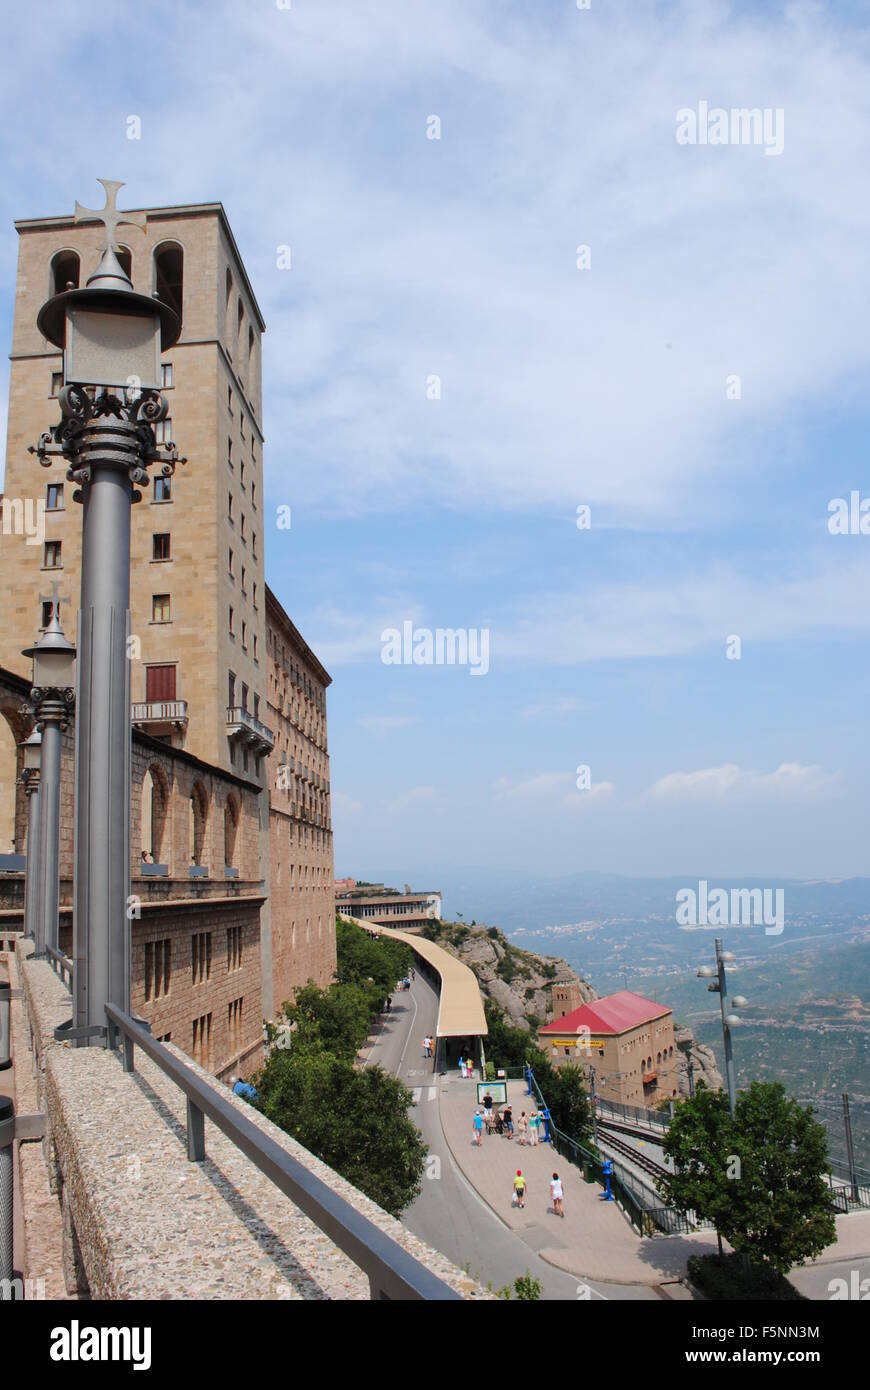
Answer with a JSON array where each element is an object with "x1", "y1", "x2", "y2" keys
[
  {"x1": 550, "y1": 1172, "x2": 564, "y2": 1218},
  {"x1": 517, "y1": 1111, "x2": 528, "y2": 1145},
  {"x1": 483, "y1": 1090, "x2": 494, "y2": 1117},
  {"x1": 513, "y1": 1170, "x2": 527, "y2": 1209},
  {"x1": 457, "y1": 1054, "x2": 465, "y2": 1079},
  {"x1": 528, "y1": 1110, "x2": 539, "y2": 1146},
  {"x1": 473, "y1": 1110, "x2": 484, "y2": 1147},
  {"x1": 503, "y1": 1103, "x2": 513, "y2": 1139}
]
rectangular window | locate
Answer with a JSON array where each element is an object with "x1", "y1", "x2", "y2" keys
[
  {"x1": 241, "y1": 565, "x2": 247, "y2": 595},
  {"x1": 228, "y1": 492, "x2": 234, "y2": 523},
  {"x1": 191, "y1": 931, "x2": 213, "y2": 985},
  {"x1": 192, "y1": 1012, "x2": 212, "y2": 1067},
  {"x1": 251, "y1": 481, "x2": 256, "y2": 510},
  {"x1": 253, "y1": 635, "x2": 258, "y2": 662},
  {"x1": 41, "y1": 601, "x2": 53, "y2": 629},
  {"x1": 253, "y1": 694, "x2": 260, "y2": 720},
  {"x1": 227, "y1": 997, "x2": 243, "y2": 1051},
  {"x1": 240, "y1": 514, "x2": 246, "y2": 541},
  {"x1": 240, "y1": 414, "x2": 246, "y2": 440},
  {"x1": 240, "y1": 461, "x2": 246, "y2": 491},
  {"x1": 228, "y1": 605, "x2": 234, "y2": 635},
  {"x1": 228, "y1": 671, "x2": 236, "y2": 707},
  {"x1": 152, "y1": 593, "x2": 171, "y2": 623},
  {"x1": 227, "y1": 439, "x2": 233, "y2": 470},
  {"x1": 252, "y1": 532, "x2": 258, "y2": 560},
  {"x1": 228, "y1": 547, "x2": 234, "y2": 577},
  {"x1": 43, "y1": 540, "x2": 62, "y2": 569},
  {"x1": 161, "y1": 363, "x2": 174, "y2": 388},
  {"x1": 145, "y1": 664, "x2": 176, "y2": 701},
  {"x1": 241, "y1": 620, "x2": 247, "y2": 651},
  {"x1": 46, "y1": 483, "x2": 63, "y2": 510},
  {"x1": 153, "y1": 476, "x2": 171, "y2": 503},
  {"x1": 241, "y1": 682, "x2": 249, "y2": 712},
  {"x1": 252, "y1": 583, "x2": 257, "y2": 610},
  {"x1": 50, "y1": 370, "x2": 63, "y2": 397},
  {"x1": 228, "y1": 385, "x2": 233, "y2": 415},
  {"x1": 227, "y1": 925, "x2": 243, "y2": 972},
  {"x1": 145, "y1": 939, "x2": 171, "y2": 1001},
  {"x1": 152, "y1": 532, "x2": 171, "y2": 561},
  {"x1": 154, "y1": 418, "x2": 172, "y2": 444}
]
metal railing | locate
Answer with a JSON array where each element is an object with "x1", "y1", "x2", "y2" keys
[
  {"x1": 103, "y1": 1003, "x2": 462, "y2": 1301},
  {"x1": 46, "y1": 944, "x2": 74, "y2": 991},
  {"x1": 595, "y1": 1095, "x2": 670, "y2": 1133},
  {"x1": 525, "y1": 1068, "x2": 707, "y2": 1236}
]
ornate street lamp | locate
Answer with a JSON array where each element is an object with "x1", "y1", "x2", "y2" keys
[
  {"x1": 29, "y1": 180, "x2": 183, "y2": 1044},
  {"x1": 19, "y1": 731, "x2": 42, "y2": 944},
  {"x1": 22, "y1": 597, "x2": 76, "y2": 956}
]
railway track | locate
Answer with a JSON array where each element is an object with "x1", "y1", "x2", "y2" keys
[{"x1": 597, "y1": 1126, "x2": 672, "y2": 1184}]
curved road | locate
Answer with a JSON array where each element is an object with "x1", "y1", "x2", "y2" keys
[{"x1": 366, "y1": 971, "x2": 661, "y2": 1301}]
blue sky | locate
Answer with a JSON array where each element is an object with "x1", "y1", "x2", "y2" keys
[{"x1": 2, "y1": 0, "x2": 870, "y2": 880}]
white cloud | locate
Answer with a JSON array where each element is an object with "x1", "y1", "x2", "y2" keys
[
  {"x1": 386, "y1": 785, "x2": 436, "y2": 812},
  {"x1": 520, "y1": 696, "x2": 583, "y2": 720},
  {"x1": 647, "y1": 762, "x2": 841, "y2": 803},
  {"x1": 358, "y1": 714, "x2": 419, "y2": 734},
  {"x1": 494, "y1": 772, "x2": 615, "y2": 805},
  {"x1": 331, "y1": 791, "x2": 362, "y2": 816}
]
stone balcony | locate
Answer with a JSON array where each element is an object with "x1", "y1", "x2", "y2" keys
[
  {"x1": 226, "y1": 705, "x2": 275, "y2": 757},
  {"x1": 131, "y1": 699, "x2": 189, "y2": 738},
  {"x1": 5, "y1": 941, "x2": 487, "y2": 1302}
]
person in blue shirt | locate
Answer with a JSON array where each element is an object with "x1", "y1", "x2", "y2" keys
[
  {"x1": 472, "y1": 1110, "x2": 484, "y2": 1146},
  {"x1": 231, "y1": 1075, "x2": 258, "y2": 1101}
]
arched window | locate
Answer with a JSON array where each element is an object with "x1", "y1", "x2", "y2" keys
[
  {"x1": 51, "y1": 249, "x2": 80, "y2": 296},
  {"x1": 236, "y1": 297, "x2": 244, "y2": 363},
  {"x1": 188, "y1": 781, "x2": 208, "y2": 866},
  {"x1": 154, "y1": 241, "x2": 184, "y2": 324},
  {"x1": 224, "y1": 794, "x2": 239, "y2": 868},
  {"x1": 141, "y1": 764, "x2": 169, "y2": 864}
]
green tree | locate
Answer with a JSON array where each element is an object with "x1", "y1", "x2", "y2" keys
[
  {"x1": 659, "y1": 1082, "x2": 836, "y2": 1276},
  {"x1": 540, "y1": 1063, "x2": 592, "y2": 1142},
  {"x1": 254, "y1": 1041, "x2": 427, "y2": 1216},
  {"x1": 283, "y1": 981, "x2": 373, "y2": 1060}
]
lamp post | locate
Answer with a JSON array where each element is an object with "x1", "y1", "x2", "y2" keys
[
  {"x1": 30, "y1": 180, "x2": 182, "y2": 1044},
  {"x1": 20, "y1": 731, "x2": 42, "y2": 944},
  {"x1": 696, "y1": 939, "x2": 747, "y2": 1117},
  {"x1": 22, "y1": 599, "x2": 76, "y2": 957}
]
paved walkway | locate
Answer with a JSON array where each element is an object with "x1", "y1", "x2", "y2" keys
[
  {"x1": 440, "y1": 1077, "x2": 870, "y2": 1287},
  {"x1": 439, "y1": 1078, "x2": 721, "y2": 1283}
]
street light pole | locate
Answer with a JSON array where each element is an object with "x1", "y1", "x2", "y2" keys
[
  {"x1": 22, "y1": 597, "x2": 76, "y2": 957},
  {"x1": 31, "y1": 180, "x2": 182, "y2": 1045},
  {"x1": 20, "y1": 732, "x2": 42, "y2": 944},
  {"x1": 697, "y1": 940, "x2": 746, "y2": 1118},
  {"x1": 714, "y1": 939, "x2": 737, "y2": 1117}
]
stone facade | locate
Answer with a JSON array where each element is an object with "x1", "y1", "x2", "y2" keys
[
  {"x1": 265, "y1": 587, "x2": 335, "y2": 1012},
  {"x1": 0, "y1": 195, "x2": 336, "y2": 1074}
]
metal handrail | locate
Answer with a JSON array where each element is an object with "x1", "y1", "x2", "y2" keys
[
  {"x1": 104, "y1": 1003, "x2": 462, "y2": 1301},
  {"x1": 46, "y1": 944, "x2": 73, "y2": 992}
]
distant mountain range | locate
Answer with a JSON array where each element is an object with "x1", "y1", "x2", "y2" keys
[{"x1": 370, "y1": 865, "x2": 870, "y2": 1165}]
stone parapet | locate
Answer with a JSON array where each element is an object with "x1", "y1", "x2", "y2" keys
[{"x1": 18, "y1": 948, "x2": 486, "y2": 1300}]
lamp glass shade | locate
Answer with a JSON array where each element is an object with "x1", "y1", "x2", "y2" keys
[
  {"x1": 65, "y1": 304, "x2": 161, "y2": 390},
  {"x1": 22, "y1": 735, "x2": 41, "y2": 771},
  {"x1": 33, "y1": 644, "x2": 75, "y2": 689}
]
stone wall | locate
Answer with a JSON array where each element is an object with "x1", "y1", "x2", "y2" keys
[{"x1": 12, "y1": 945, "x2": 486, "y2": 1301}]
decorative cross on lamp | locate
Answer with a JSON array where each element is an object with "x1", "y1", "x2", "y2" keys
[{"x1": 74, "y1": 178, "x2": 147, "y2": 254}]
